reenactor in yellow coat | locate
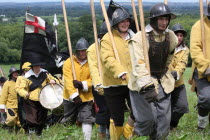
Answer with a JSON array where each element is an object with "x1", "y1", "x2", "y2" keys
[
  {"x1": 15, "y1": 62, "x2": 31, "y2": 133},
  {"x1": 128, "y1": 3, "x2": 178, "y2": 140},
  {"x1": 87, "y1": 21, "x2": 111, "y2": 139},
  {"x1": 61, "y1": 38, "x2": 94, "y2": 140},
  {"x1": 190, "y1": 3, "x2": 210, "y2": 130},
  {"x1": 100, "y1": 7, "x2": 135, "y2": 140},
  {"x1": 169, "y1": 23, "x2": 189, "y2": 130},
  {"x1": 17, "y1": 58, "x2": 57, "y2": 135},
  {"x1": 0, "y1": 76, "x2": 6, "y2": 124},
  {"x1": 0, "y1": 66, "x2": 21, "y2": 131}
]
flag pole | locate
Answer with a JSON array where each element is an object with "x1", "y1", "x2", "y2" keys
[
  {"x1": 131, "y1": 0, "x2": 140, "y2": 32},
  {"x1": 53, "y1": 14, "x2": 59, "y2": 51},
  {"x1": 100, "y1": 0, "x2": 121, "y2": 63},
  {"x1": 137, "y1": 0, "x2": 150, "y2": 73},
  {"x1": 90, "y1": 0, "x2": 102, "y2": 77},
  {"x1": 61, "y1": 0, "x2": 77, "y2": 79},
  {"x1": 199, "y1": 0, "x2": 206, "y2": 57}
]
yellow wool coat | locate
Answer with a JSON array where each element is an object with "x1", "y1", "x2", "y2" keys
[
  {"x1": 17, "y1": 70, "x2": 58, "y2": 101},
  {"x1": 0, "y1": 80, "x2": 18, "y2": 109},
  {"x1": 169, "y1": 45, "x2": 189, "y2": 87},
  {"x1": 190, "y1": 17, "x2": 210, "y2": 81},
  {"x1": 100, "y1": 29, "x2": 132, "y2": 87},
  {"x1": 87, "y1": 43, "x2": 102, "y2": 87},
  {"x1": 128, "y1": 26, "x2": 178, "y2": 93},
  {"x1": 63, "y1": 56, "x2": 93, "y2": 102}
]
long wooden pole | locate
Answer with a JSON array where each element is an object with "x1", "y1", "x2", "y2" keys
[
  {"x1": 61, "y1": 0, "x2": 77, "y2": 79},
  {"x1": 90, "y1": 0, "x2": 102, "y2": 77},
  {"x1": 207, "y1": 0, "x2": 209, "y2": 5},
  {"x1": 164, "y1": 0, "x2": 168, "y2": 4},
  {"x1": 0, "y1": 66, "x2": 5, "y2": 77},
  {"x1": 199, "y1": 0, "x2": 206, "y2": 57},
  {"x1": 137, "y1": 0, "x2": 150, "y2": 73},
  {"x1": 100, "y1": 0, "x2": 121, "y2": 63},
  {"x1": 131, "y1": 0, "x2": 140, "y2": 32}
]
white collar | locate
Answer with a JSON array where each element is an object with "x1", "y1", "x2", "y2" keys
[
  {"x1": 175, "y1": 44, "x2": 187, "y2": 54},
  {"x1": 25, "y1": 68, "x2": 47, "y2": 78},
  {"x1": 79, "y1": 59, "x2": 87, "y2": 66},
  {"x1": 124, "y1": 29, "x2": 135, "y2": 40},
  {"x1": 145, "y1": 24, "x2": 169, "y2": 34}
]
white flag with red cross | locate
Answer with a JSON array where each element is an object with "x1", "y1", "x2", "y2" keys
[{"x1": 25, "y1": 13, "x2": 46, "y2": 36}]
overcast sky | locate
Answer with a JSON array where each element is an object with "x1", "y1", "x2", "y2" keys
[{"x1": 0, "y1": 0, "x2": 200, "y2": 3}]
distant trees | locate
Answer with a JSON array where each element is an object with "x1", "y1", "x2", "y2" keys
[
  {"x1": 0, "y1": 2, "x2": 201, "y2": 66},
  {"x1": 0, "y1": 14, "x2": 101, "y2": 63}
]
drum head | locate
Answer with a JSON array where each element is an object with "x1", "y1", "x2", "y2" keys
[{"x1": 39, "y1": 84, "x2": 63, "y2": 110}]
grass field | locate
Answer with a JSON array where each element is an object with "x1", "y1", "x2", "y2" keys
[{"x1": 0, "y1": 65, "x2": 210, "y2": 140}]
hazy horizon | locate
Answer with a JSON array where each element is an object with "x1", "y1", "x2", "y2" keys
[{"x1": 0, "y1": 0, "x2": 200, "y2": 3}]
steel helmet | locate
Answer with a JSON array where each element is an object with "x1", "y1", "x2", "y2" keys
[
  {"x1": 75, "y1": 37, "x2": 89, "y2": 50},
  {"x1": 98, "y1": 20, "x2": 112, "y2": 36},
  {"x1": 112, "y1": 7, "x2": 132, "y2": 27},
  {"x1": 171, "y1": 23, "x2": 187, "y2": 37},
  {"x1": 8, "y1": 66, "x2": 19, "y2": 77},
  {"x1": 148, "y1": 3, "x2": 176, "y2": 19}
]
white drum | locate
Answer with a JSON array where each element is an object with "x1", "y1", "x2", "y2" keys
[{"x1": 39, "y1": 83, "x2": 63, "y2": 111}]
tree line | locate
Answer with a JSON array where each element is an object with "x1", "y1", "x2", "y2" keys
[{"x1": 0, "y1": 2, "x2": 201, "y2": 66}]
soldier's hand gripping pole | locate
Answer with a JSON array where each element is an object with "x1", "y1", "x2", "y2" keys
[
  {"x1": 61, "y1": 0, "x2": 77, "y2": 80},
  {"x1": 100, "y1": 0, "x2": 121, "y2": 63},
  {"x1": 137, "y1": 0, "x2": 150, "y2": 74},
  {"x1": 131, "y1": 0, "x2": 140, "y2": 32},
  {"x1": 90, "y1": 0, "x2": 102, "y2": 77},
  {"x1": 199, "y1": 0, "x2": 206, "y2": 57}
]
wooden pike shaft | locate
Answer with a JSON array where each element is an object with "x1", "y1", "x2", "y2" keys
[
  {"x1": 131, "y1": 0, "x2": 140, "y2": 32},
  {"x1": 199, "y1": 0, "x2": 206, "y2": 57},
  {"x1": 100, "y1": 0, "x2": 121, "y2": 63},
  {"x1": 138, "y1": 0, "x2": 150, "y2": 73},
  {"x1": 61, "y1": 0, "x2": 77, "y2": 79},
  {"x1": 90, "y1": 0, "x2": 102, "y2": 77},
  {"x1": 0, "y1": 66, "x2": 5, "y2": 77}
]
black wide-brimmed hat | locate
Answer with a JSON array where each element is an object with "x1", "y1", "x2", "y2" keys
[{"x1": 29, "y1": 57, "x2": 45, "y2": 67}]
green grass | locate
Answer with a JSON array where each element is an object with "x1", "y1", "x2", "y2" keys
[{"x1": 0, "y1": 66, "x2": 210, "y2": 139}]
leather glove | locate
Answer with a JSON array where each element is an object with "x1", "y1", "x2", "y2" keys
[
  {"x1": 203, "y1": 68, "x2": 210, "y2": 77},
  {"x1": 140, "y1": 84, "x2": 158, "y2": 103},
  {"x1": 171, "y1": 71, "x2": 178, "y2": 80},
  {"x1": 95, "y1": 85, "x2": 104, "y2": 95},
  {"x1": 73, "y1": 96, "x2": 82, "y2": 104},
  {"x1": 73, "y1": 80, "x2": 83, "y2": 89}
]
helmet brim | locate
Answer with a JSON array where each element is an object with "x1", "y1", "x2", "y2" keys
[{"x1": 147, "y1": 13, "x2": 176, "y2": 20}]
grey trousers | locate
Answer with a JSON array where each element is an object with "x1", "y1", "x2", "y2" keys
[
  {"x1": 170, "y1": 84, "x2": 189, "y2": 128},
  {"x1": 130, "y1": 85, "x2": 171, "y2": 140},
  {"x1": 194, "y1": 68, "x2": 210, "y2": 116}
]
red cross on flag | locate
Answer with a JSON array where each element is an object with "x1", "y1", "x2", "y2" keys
[{"x1": 25, "y1": 13, "x2": 46, "y2": 36}]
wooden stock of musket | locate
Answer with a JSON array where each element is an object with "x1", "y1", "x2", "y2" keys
[
  {"x1": 199, "y1": 0, "x2": 206, "y2": 57},
  {"x1": 131, "y1": 0, "x2": 140, "y2": 32},
  {"x1": 100, "y1": 0, "x2": 121, "y2": 63},
  {"x1": 90, "y1": 0, "x2": 102, "y2": 77},
  {"x1": 61, "y1": 0, "x2": 77, "y2": 79},
  {"x1": 137, "y1": 0, "x2": 150, "y2": 74}
]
